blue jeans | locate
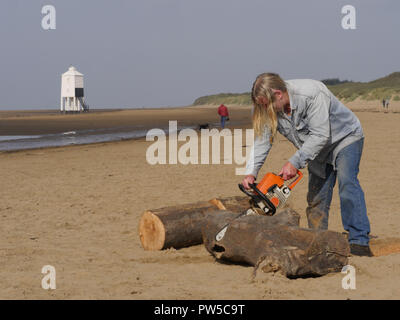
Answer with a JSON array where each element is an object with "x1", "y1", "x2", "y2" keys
[
  {"x1": 306, "y1": 138, "x2": 370, "y2": 246},
  {"x1": 220, "y1": 116, "x2": 227, "y2": 128}
]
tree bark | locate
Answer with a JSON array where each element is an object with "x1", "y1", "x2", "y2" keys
[
  {"x1": 202, "y1": 209, "x2": 349, "y2": 278},
  {"x1": 139, "y1": 196, "x2": 251, "y2": 250}
]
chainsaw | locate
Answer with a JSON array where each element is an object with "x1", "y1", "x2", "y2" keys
[
  {"x1": 239, "y1": 170, "x2": 303, "y2": 216},
  {"x1": 215, "y1": 170, "x2": 303, "y2": 242}
]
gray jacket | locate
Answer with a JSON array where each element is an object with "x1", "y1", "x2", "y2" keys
[{"x1": 245, "y1": 79, "x2": 363, "y2": 179}]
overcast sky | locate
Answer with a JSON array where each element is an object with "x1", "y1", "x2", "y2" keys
[{"x1": 0, "y1": 0, "x2": 399, "y2": 109}]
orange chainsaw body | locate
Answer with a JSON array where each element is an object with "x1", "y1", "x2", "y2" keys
[
  {"x1": 257, "y1": 171, "x2": 303, "y2": 209},
  {"x1": 239, "y1": 170, "x2": 303, "y2": 215},
  {"x1": 256, "y1": 173, "x2": 286, "y2": 207}
]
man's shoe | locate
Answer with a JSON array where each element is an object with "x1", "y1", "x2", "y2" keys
[{"x1": 350, "y1": 244, "x2": 374, "y2": 257}]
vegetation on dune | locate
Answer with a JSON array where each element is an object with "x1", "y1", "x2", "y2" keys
[
  {"x1": 321, "y1": 78, "x2": 352, "y2": 86},
  {"x1": 327, "y1": 72, "x2": 400, "y2": 102},
  {"x1": 192, "y1": 72, "x2": 400, "y2": 105},
  {"x1": 193, "y1": 92, "x2": 252, "y2": 106}
]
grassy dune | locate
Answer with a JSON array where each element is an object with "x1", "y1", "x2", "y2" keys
[{"x1": 193, "y1": 72, "x2": 400, "y2": 105}]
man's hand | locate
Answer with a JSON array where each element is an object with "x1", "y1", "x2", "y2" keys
[
  {"x1": 242, "y1": 175, "x2": 255, "y2": 189},
  {"x1": 278, "y1": 161, "x2": 297, "y2": 181}
]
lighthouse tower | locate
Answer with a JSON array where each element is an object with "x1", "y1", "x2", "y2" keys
[{"x1": 60, "y1": 66, "x2": 89, "y2": 113}]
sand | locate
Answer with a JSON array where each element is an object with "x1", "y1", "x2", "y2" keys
[
  {"x1": 0, "y1": 105, "x2": 252, "y2": 135},
  {"x1": 0, "y1": 102, "x2": 399, "y2": 299}
]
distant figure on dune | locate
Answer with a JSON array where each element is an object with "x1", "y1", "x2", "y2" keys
[
  {"x1": 385, "y1": 98, "x2": 390, "y2": 113},
  {"x1": 217, "y1": 104, "x2": 229, "y2": 128},
  {"x1": 382, "y1": 99, "x2": 386, "y2": 109}
]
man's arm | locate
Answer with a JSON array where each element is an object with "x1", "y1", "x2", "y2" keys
[
  {"x1": 245, "y1": 125, "x2": 272, "y2": 179},
  {"x1": 288, "y1": 91, "x2": 331, "y2": 169}
]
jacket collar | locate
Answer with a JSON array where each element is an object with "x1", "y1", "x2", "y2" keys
[{"x1": 285, "y1": 81, "x2": 297, "y2": 111}]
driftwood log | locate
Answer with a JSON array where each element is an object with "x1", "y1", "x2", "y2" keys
[
  {"x1": 202, "y1": 209, "x2": 350, "y2": 278},
  {"x1": 139, "y1": 196, "x2": 251, "y2": 250}
]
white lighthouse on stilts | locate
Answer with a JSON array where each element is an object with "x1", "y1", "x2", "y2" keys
[{"x1": 60, "y1": 66, "x2": 89, "y2": 113}]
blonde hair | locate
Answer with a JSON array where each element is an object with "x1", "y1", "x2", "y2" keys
[{"x1": 251, "y1": 73, "x2": 287, "y2": 141}]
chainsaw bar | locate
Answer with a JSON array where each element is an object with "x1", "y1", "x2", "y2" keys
[{"x1": 215, "y1": 208, "x2": 256, "y2": 242}]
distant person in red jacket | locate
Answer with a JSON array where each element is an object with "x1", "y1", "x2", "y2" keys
[{"x1": 217, "y1": 104, "x2": 229, "y2": 128}]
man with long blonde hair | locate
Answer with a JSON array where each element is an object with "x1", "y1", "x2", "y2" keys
[{"x1": 242, "y1": 73, "x2": 372, "y2": 257}]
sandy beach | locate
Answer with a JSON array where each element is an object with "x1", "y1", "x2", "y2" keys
[
  {"x1": 0, "y1": 105, "x2": 252, "y2": 136},
  {"x1": 1, "y1": 102, "x2": 400, "y2": 299}
]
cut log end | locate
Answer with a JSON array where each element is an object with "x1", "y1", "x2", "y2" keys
[
  {"x1": 138, "y1": 196, "x2": 251, "y2": 251},
  {"x1": 139, "y1": 211, "x2": 166, "y2": 250}
]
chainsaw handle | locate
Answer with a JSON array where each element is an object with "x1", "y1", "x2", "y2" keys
[
  {"x1": 287, "y1": 170, "x2": 303, "y2": 190},
  {"x1": 238, "y1": 183, "x2": 277, "y2": 215},
  {"x1": 238, "y1": 183, "x2": 254, "y2": 197},
  {"x1": 249, "y1": 183, "x2": 276, "y2": 215}
]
